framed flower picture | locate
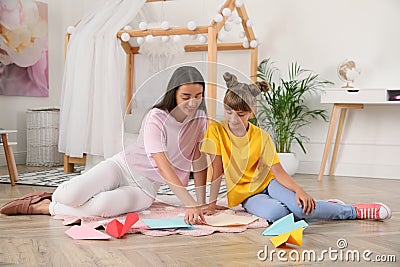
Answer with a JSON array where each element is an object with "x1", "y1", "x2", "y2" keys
[{"x1": 0, "y1": 0, "x2": 48, "y2": 97}]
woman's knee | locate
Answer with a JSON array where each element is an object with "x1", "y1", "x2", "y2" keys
[
  {"x1": 87, "y1": 195, "x2": 121, "y2": 217},
  {"x1": 93, "y1": 188, "x2": 154, "y2": 217},
  {"x1": 52, "y1": 182, "x2": 90, "y2": 207}
]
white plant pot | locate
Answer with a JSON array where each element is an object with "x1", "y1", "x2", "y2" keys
[{"x1": 277, "y1": 152, "x2": 299, "y2": 176}]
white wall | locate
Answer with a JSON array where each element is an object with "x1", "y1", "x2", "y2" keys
[
  {"x1": 246, "y1": 0, "x2": 400, "y2": 179},
  {"x1": 1, "y1": 0, "x2": 399, "y2": 179}
]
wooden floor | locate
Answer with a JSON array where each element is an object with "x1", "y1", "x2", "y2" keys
[{"x1": 0, "y1": 165, "x2": 399, "y2": 266}]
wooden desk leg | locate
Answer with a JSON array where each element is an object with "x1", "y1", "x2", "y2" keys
[
  {"x1": 318, "y1": 103, "x2": 364, "y2": 181},
  {"x1": 1, "y1": 133, "x2": 16, "y2": 186},
  {"x1": 318, "y1": 104, "x2": 341, "y2": 181},
  {"x1": 329, "y1": 108, "x2": 347, "y2": 176}
]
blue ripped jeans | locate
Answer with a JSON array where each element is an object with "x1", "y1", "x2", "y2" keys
[{"x1": 242, "y1": 179, "x2": 357, "y2": 222}]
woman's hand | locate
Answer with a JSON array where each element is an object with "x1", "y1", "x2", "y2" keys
[
  {"x1": 184, "y1": 206, "x2": 206, "y2": 225},
  {"x1": 295, "y1": 189, "x2": 316, "y2": 215}
]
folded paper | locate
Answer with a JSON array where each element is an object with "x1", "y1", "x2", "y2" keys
[
  {"x1": 106, "y1": 213, "x2": 139, "y2": 238},
  {"x1": 65, "y1": 224, "x2": 110, "y2": 240},
  {"x1": 262, "y1": 213, "x2": 308, "y2": 236},
  {"x1": 205, "y1": 213, "x2": 259, "y2": 227},
  {"x1": 141, "y1": 217, "x2": 194, "y2": 229},
  {"x1": 269, "y1": 227, "x2": 304, "y2": 247}
]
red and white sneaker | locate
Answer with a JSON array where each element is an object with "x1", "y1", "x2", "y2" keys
[
  {"x1": 353, "y1": 203, "x2": 392, "y2": 221},
  {"x1": 327, "y1": 199, "x2": 345, "y2": 205}
]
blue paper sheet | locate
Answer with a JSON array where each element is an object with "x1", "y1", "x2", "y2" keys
[{"x1": 141, "y1": 217, "x2": 195, "y2": 230}]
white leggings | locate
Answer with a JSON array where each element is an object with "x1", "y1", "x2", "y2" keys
[{"x1": 49, "y1": 155, "x2": 161, "y2": 217}]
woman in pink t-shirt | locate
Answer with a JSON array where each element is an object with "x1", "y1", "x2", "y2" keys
[{"x1": 1, "y1": 66, "x2": 209, "y2": 225}]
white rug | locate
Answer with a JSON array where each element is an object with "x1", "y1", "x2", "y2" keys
[
  {"x1": 0, "y1": 166, "x2": 85, "y2": 187},
  {"x1": 0, "y1": 167, "x2": 227, "y2": 196}
]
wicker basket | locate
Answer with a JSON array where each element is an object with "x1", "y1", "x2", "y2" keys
[{"x1": 26, "y1": 107, "x2": 63, "y2": 166}]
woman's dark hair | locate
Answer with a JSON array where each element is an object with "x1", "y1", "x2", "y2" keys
[
  {"x1": 153, "y1": 66, "x2": 206, "y2": 112},
  {"x1": 223, "y1": 72, "x2": 269, "y2": 112}
]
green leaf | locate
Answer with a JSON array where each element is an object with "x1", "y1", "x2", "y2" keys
[{"x1": 256, "y1": 59, "x2": 333, "y2": 153}]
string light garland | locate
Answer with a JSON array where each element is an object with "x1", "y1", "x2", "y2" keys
[
  {"x1": 222, "y1": 7, "x2": 231, "y2": 17},
  {"x1": 120, "y1": 0, "x2": 258, "y2": 49},
  {"x1": 236, "y1": 0, "x2": 243, "y2": 8},
  {"x1": 121, "y1": 32, "x2": 130, "y2": 42},
  {"x1": 145, "y1": 34, "x2": 154, "y2": 43},
  {"x1": 161, "y1": 36, "x2": 170, "y2": 42},
  {"x1": 66, "y1": 26, "x2": 75, "y2": 34},
  {"x1": 136, "y1": 37, "x2": 145, "y2": 45},
  {"x1": 249, "y1": 39, "x2": 257, "y2": 48},
  {"x1": 214, "y1": 13, "x2": 223, "y2": 23},
  {"x1": 187, "y1": 21, "x2": 197, "y2": 31},
  {"x1": 161, "y1": 21, "x2": 170, "y2": 30},
  {"x1": 138, "y1": 22, "x2": 147, "y2": 30},
  {"x1": 242, "y1": 39, "x2": 249, "y2": 48}
]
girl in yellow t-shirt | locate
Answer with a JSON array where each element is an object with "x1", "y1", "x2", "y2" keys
[{"x1": 201, "y1": 72, "x2": 391, "y2": 222}]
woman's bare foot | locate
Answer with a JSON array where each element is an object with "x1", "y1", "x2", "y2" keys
[{"x1": 30, "y1": 199, "x2": 51, "y2": 215}]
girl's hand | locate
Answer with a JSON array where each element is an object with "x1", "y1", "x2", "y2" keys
[
  {"x1": 214, "y1": 204, "x2": 229, "y2": 210},
  {"x1": 202, "y1": 203, "x2": 228, "y2": 216},
  {"x1": 202, "y1": 203, "x2": 217, "y2": 216},
  {"x1": 202, "y1": 206, "x2": 216, "y2": 216},
  {"x1": 295, "y1": 189, "x2": 316, "y2": 215},
  {"x1": 184, "y1": 206, "x2": 206, "y2": 225}
]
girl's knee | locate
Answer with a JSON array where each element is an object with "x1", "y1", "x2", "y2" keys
[
  {"x1": 243, "y1": 200, "x2": 289, "y2": 222},
  {"x1": 248, "y1": 208, "x2": 287, "y2": 223},
  {"x1": 286, "y1": 203, "x2": 308, "y2": 219},
  {"x1": 290, "y1": 210, "x2": 306, "y2": 220}
]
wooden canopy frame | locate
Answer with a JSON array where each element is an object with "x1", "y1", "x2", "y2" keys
[
  {"x1": 117, "y1": 0, "x2": 258, "y2": 117},
  {"x1": 63, "y1": 0, "x2": 259, "y2": 172}
]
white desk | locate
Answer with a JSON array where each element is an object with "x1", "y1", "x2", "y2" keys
[
  {"x1": 318, "y1": 88, "x2": 400, "y2": 181},
  {"x1": 0, "y1": 130, "x2": 18, "y2": 186}
]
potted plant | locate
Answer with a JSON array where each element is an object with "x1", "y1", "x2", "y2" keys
[{"x1": 256, "y1": 59, "x2": 333, "y2": 175}]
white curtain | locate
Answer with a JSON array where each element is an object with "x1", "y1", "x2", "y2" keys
[{"x1": 59, "y1": 0, "x2": 146, "y2": 158}]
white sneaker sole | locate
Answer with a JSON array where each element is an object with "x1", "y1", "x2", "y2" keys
[{"x1": 374, "y1": 202, "x2": 392, "y2": 221}]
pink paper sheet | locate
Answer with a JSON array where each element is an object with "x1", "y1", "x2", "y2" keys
[{"x1": 65, "y1": 224, "x2": 110, "y2": 240}]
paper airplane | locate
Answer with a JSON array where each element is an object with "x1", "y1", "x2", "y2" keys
[
  {"x1": 105, "y1": 213, "x2": 139, "y2": 238},
  {"x1": 262, "y1": 213, "x2": 308, "y2": 236},
  {"x1": 269, "y1": 227, "x2": 304, "y2": 247},
  {"x1": 141, "y1": 217, "x2": 194, "y2": 229},
  {"x1": 262, "y1": 213, "x2": 308, "y2": 247},
  {"x1": 65, "y1": 224, "x2": 111, "y2": 240},
  {"x1": 205, "y1": 213, "x2": 259, "y2": 227}
]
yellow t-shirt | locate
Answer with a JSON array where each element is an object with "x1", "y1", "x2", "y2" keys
[{"x1": 201, "y1": 121, "x2": 280, "y2": 207}]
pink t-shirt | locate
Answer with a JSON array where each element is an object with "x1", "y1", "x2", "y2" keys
[{"x1": 121, "y1": 108, "x2": 207, "y2": 185}]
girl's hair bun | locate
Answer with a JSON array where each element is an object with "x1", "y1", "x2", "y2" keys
[
  {"x1": 223, "y1": 72, "x2": 239, "y2": 88},
  {"x1": 223, "y1": 72, "x2": 269, "y2": 97},
  {"x1": 255, "y1": 80, "x2": 270, "y2": 93}
]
